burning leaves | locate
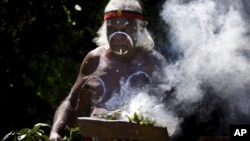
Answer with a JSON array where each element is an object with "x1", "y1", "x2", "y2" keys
[
  {"x1": 127, "y1": 112, "x2": 155, "y2": 126},
  {"x1": 93, "y1": 109, "x2": 122, "y2": 120},
  {"x1": 92, "y1": 109, "x2": 155, "y2": 126}
]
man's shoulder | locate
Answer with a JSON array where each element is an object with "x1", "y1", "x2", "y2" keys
[
  {"x1": 146, "y1": 49, "x2": 166, "y2": 61},
  {"x1": 81, "y1": 46, "x2": 107, "y2": 66},
  {"x1": 80, "y1": 46, "x2": 107, "y2": 75},
  {"x1": 86, "y1": 46, "x2": 107, "y2": 58}
]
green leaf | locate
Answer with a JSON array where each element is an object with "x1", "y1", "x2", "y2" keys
[
  {"x1": 32, "y1": 124, "x2": 41, "y2": 133},
  {"x1": 18, "y1": 128, "x2": 31, "y2": 134},
  {"x1": 32, "y1": 123, "x2": 51, "y2": 133},
  {"x1": 17, "y1": 134, "x2": 26, "y2": 140},
  {"x1": 41, "y1": 134, "x2": 49, "y2": 140}
]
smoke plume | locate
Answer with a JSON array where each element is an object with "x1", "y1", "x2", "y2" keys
[{"x1": 160, "y1": 0, "x2": 250, "y2": 138}]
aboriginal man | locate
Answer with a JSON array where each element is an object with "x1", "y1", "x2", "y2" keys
[{"x1": 49, "y1": 0, "x2": 167, "y2": 140}]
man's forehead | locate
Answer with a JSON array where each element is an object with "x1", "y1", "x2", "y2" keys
[{"x1": 107, "y1": 17, "x2": 137, "y2": 24}]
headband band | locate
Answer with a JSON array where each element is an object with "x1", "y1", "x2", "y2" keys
[{"x1": 104, "y1": 10, "x2": 143, "y2": 21}]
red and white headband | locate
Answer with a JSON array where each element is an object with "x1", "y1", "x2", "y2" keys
[{"x1": 104, "y1": 10, "x2": 144, "y2": 21}]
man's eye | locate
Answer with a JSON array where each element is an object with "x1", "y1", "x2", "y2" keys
[
  {"x1": 108, "y1": 28, "x2": 116, "y2": 33},
  {"x1": 107, "y1": 23, "x2": 112, "y2": 28}
]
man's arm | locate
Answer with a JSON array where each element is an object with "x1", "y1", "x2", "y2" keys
[
  {"x1": 49, "y1": 49, "x2": 101, "y2": 140},
  {"x1": 147, "y1": 50, "x2": 172, "y2": 97}
]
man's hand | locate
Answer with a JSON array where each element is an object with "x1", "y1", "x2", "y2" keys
[{"x1": 49, "y1": 132, "x2": 62, "y2": 141}]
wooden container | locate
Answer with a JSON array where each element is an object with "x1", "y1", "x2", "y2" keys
[{"x1": 77, "y1": 117, "x2": 169, "y2": 141}]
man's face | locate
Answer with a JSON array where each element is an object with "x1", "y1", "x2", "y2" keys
[{"x1": 106, "y1": 17, "x2": 138, "y2": 56}]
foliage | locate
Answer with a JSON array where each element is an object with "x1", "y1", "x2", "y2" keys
[
  {"x1": 2, "y1": 123, "x2": 84, "y2": 141},
  {"x1": 2, "y1": 123, "x2": 51, "y2": 141},
  {"x1": 63, "y1": 127, "x2": 84, "y2": 141},
  {"x1": 127, "y1": 112, "x2": 155, "y2": 126},
  {"x1": 0, "y1": 0, "x2": 106, "y2": 138}
]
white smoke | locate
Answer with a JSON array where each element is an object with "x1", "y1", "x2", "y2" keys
[
  {"x1": 113, "y1": 0, "x2": 250, "y2": 137},
  {"x1": 121, "y1": 92, "x2": 178, "y2": 135},
  {"x1": 160, "y1": 0, "x2": 250, "y2": 137}
]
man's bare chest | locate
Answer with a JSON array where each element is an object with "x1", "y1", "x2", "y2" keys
[
  {"x1": 93, "y1": 59, "x2": 152, "y2": 83},
  {"x1": 85, "y1": 59, "x2": 153, "y2": 108}
]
